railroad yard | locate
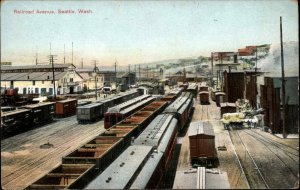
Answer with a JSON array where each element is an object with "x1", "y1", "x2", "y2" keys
[{"x1": 1, "y1": 85, "x2": 298, "y2": 189}]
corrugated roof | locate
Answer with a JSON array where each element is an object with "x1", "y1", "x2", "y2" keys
[
  {"x1": 1, "y1": 64, "x2": 72, "y2": 70},
  {"x1": 1, "y1": 71, "x2": 67, "y2": 81},
  {"x1": 188, "y1": 121, "x2": 214, "y2": 136}
]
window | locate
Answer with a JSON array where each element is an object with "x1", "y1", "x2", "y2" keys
[
  {"x1": 10, "y1": 81, "x2": 13, "y2": 86},
  {"x1": 41, "y1": 88, "x2": 46, "y2": 95},
  {"x1": 49, "y1": 88, "x2": 53, "y2": 95},
  {"x1": 42, "y1": 81, "x2": 44, "y2": 84},
  {"x1": 33, "y1": 81, "x2": 35, "y2": 86},
  {"x1": 35, "y1": 88, "x2": 39, "y2": 94},
  {"x1": 70, "y1": 78, "x2": 73, "y2": 82},
  {"x1": 23, "y1": 88, "x2": 27, "y2": 94}
]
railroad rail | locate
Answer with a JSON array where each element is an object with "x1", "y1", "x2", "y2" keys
[{"x1": 229, "y1": 130, "x2": 269, "y2": 189}]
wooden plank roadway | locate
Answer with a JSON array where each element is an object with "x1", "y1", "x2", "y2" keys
[{"x1": 1, "y1": 115, "x2": 104, "y2": 190}]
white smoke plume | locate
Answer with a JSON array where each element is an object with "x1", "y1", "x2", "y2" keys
[{"x1": 258, "y1": 41, "x2": 299, "y2": 77}]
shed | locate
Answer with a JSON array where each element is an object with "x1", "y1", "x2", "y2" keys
[
  {"x1": 220, "y1": 102, "x2": 236, "y2": 117},
  {"x1": 188, "y1": 121, "x2": 216, "y2": 163}
]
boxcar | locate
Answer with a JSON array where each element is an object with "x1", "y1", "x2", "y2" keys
[
  {"x1": 104, "y1": 95, "x2": 155, "y2": 129},
  {"x1": 55, "y1": 99, "x2": 78, "y2": 117},
  {"x1": 163, "y1": 92, "x2": 194, "y2": 131},
  {"x1": 199, "y1": 85, "x2": 209, "y2": 93},
  {"x1": 188, "y1": 121, "x2": 216, "y2": 167},
  {"x1": 186, "y1": 83, "x2": 198, "y2": 98},
  {"x1": 199, "y1": 91, "x2": 209, "y2": 105},
  {"x1": 220, "y1": 102, "x2": 236, "y2": 117},
  {"x1": 23, "y1": 102, "x2": 55, "y2": 125},
  {"x1": 215, "y1": 92, "x2": 226, "y2": 107},
  {"x1": 77, "y1": 103, "x2": 104, "y2": 123},
  {"x1": 1, "y1": 109, "x2": 31, "y2": 135}
]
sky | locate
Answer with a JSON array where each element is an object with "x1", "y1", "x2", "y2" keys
[{"x1": 1, "y1": 0, "x2": 298, "y2": 67}]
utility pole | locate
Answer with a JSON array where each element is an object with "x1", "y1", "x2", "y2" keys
[
  {"x1": 211, "y1": 52, "x2": 213, "y2": 86},
  {"x1": 91, "y1": 60, "x2": 99, "y2": 100},
  {"x1": 48, "y1": 55, "x2": 57, "y2": 100},
  {"x1": 280, "y1": 16, "x2": 286, "y2": 138},
  {"x1": 134, "y1": 65, "x2": 136, "y2": 83},
  {"x1": 64, "y1": 44, "x2": 66, "y2": 64},
  {"x1": 35, "y1": 46, "x2": 38, "y2": 65},
  {"x1": 72, "y1": 42, "x2": 73, "y2": 64},
  {"x1": 146, "y1": 65, "x2": 148, "y2": 80},
  {"x1": 128, "y1": 64, "x2": 131, "y2": 86},
  {"x1": 114, "y1": 60, "x2": 117, "y2": 83},
  {"x1": 138, "y1": 64, "x2": 140, "y2": 82}
]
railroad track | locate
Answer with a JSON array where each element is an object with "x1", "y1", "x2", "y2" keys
[
  {"x1": 200, "y1": 104, "x2": 210, "y2": 121},
  {"x1": 229, "y1": 129, "x2": 269, "y2": 189},
  {"x1": 243, "y1": 130, "x2": 299, "y2": 178}
]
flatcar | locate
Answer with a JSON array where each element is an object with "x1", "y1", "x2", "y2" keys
[
  {"x1": 84, "y1": 113, "x2": 178, "y2": 189},
  {"x1": 199, "y1": 91, "x2": 209, "y2": 104},
  {"x1": 104, "y1": 95, "x2": 155, "y2": 129},
  {"x1": 55, "y1": 99, "x2": 78, "y2": 117},
  {"x1": 163, "y1": 91, "x2": 194, "y2": 131}
]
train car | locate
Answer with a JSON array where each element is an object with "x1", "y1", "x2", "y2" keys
[
  {"x1": 27, "y1": 164, "x2": 96, "y2": 190},
  {"x1": 77, "y1": 103, "x2": 104, "y2": 123},
  {"x1": 188, "y1": 121, "x2": 216, "y2": 167},
  {"x1": 220, "y1": 102, "x2": 236, "y2": 117},
  {"x1": 77, "y1": 100, "x2": 92, "y2": 107},
  {"x1": 199, "y1": 85, "x2": 209, "y2": 93},
  {"x1": 186, "y1": 83, "x2": 198, "y2": 98},
  {"x1": 55, "y1": 99, "x2": 78, "y2": 117},
  {"x1": 199, "y1": 91, "x2": 209, "y2": 105},
  {"x1": 26, "y1": 99, "x2": 171, "y2": 190},
  {"x1": 163, "y1": 92, "x2": 194, "y2": 131},
  {"x1": 22, "y1": 102, "x2": 55, "y2": 125},
  {"x1": 215, "y1": 92, "x2": 226, "y2": 107},
  {"x1": 104, "y1": 95, "x2": 155, "y2": 129},
  {"x1": 1, "y1": 109, "x2": 31, "y2": 136},
  {"x1": 84, "y1": 114, "x2": 178, "y2": 189}
]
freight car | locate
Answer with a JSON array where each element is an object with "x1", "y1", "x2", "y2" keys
[
  {"x1": 77, "y1": 90, "x2": 140, "y2": 123},
  {"x1": 97, "y1": 90, "x2": 139, "y2": 113},
  {"x1": 55, "y1": 99, "x2": 78, "y2": 117},
  {"x1": 215, "y1": 92, "x2": 226, "y2": 107},
  {"x1": 1, "y1": 109, "x2": 31, "y2": 136},
  {"x1": 160, "y1": 87, "x2": 184, "y2": 102},
  {"x1": 84, "y1": 113, "x2": 178, "y2": 189},
  {"x1": 186, "y1": 83, "x2": 198, "y2": 98},
  {"x1": 199, "y1": 91, "x2": 209, "y2": 105},
  {"x1": 188, "y1": 121, "x2": 216, "y2": 167},
  {"x1": 104, "y1": 95, "x2": 155, "y2": 129},
  {"x1": 1, "y1": 102, "x2": 55, "y2": 138},
  {"x1": 220, "y1": 102, "x2": 236, "y2": 117},
  {"x1": 77, "y1": 103, "x2": 104, "y2": 123},
  {"x1": 163, "y1": 91, "x2": 194, "y2": 131},
  {"x1": 199, "y1": 85, "x2": 209, "y2": 93},
  {"x1": 27, "y1": 99, "x2": 170, "y2": 190},
  {"x1": 22, "y1": 102, "x2": 56, "y2": 125}
]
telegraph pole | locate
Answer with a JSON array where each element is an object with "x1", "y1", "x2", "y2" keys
[
  {"x1": 92, "y1": 60, "x2": 99, "y2": 100},
  {"x1": 128, "y1": 64, "x2": 131, "y2": 86},
  {"x1": 139, "y1": 64, "x2": 141, "y2": 82},
  {"x1": 48, "y1": 55, "x2": 57, "y2": 100},
  {"x1": 72, "y1": 42, "x2": 74, "y2": 64},
  {"x1": 115, "y1": 60, "x2": 117, "y2": 83},
  {"x1": 64, "y1": 44, "x2": 66, "y2": 64},
  {"x1": 35, "y1": 46, "x2": 38, "y2": 65},
  {"x1": 280, "y1": 16, "x2": 286, "y2": 138}
]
